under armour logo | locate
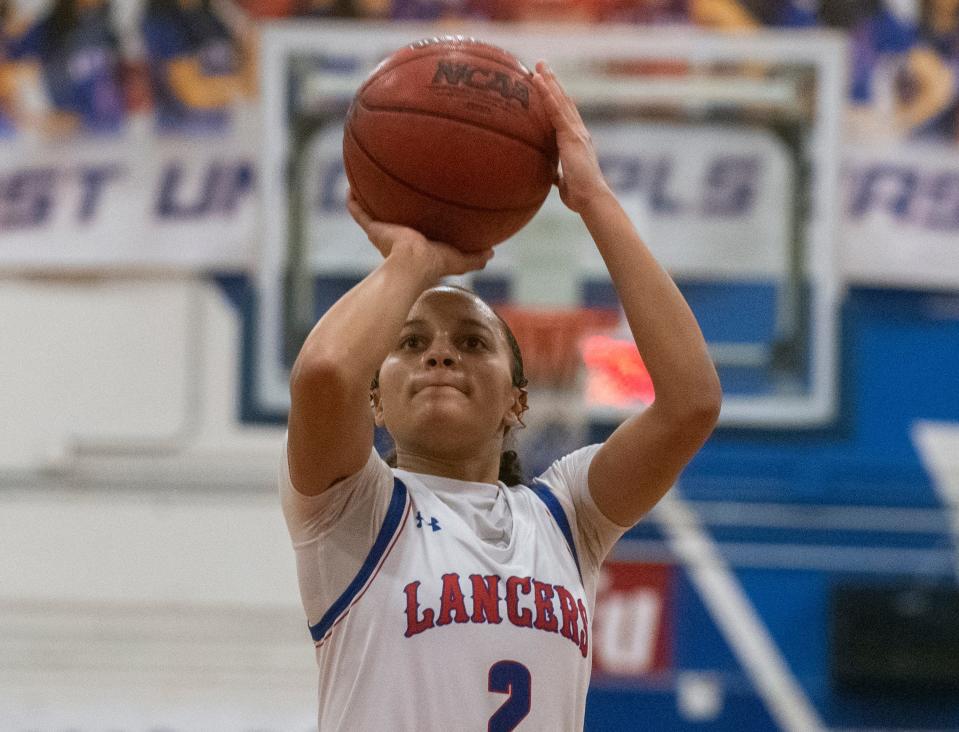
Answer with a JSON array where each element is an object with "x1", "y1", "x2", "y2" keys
[{"x1": 415, "y1": 511, "x2": 441, "y2": 532}]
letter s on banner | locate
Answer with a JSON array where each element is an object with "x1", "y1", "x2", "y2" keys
[{"x1": 592, "y1": 562, "x2": 672, "y2": 678}]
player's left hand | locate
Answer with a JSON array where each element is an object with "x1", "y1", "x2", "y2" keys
[
  {"x1": 532, "y1": 61, "x2": 612, "y2": 214},
  {"x1": 346, "y1": 190, "x2": 494, "y2": 278}
]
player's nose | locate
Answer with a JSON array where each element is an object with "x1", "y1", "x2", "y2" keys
[{"x1": 423, "y1": 337, "x2": 458, "y2": 368}]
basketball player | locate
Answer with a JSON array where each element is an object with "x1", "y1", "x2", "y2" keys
[
  {"x1": 141, "y1": 0, "x2": 254, "y2": 132},
  {"x1": 8, "y1": 0, "x2": 125, "y2": 136},
  {"x1": 281, "y1": 61, "x2": 722, "y2": 730}
]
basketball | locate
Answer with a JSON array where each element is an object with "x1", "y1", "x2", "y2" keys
[{"x1": 343, "y1": 37, "x2": 558, "y2": 252}]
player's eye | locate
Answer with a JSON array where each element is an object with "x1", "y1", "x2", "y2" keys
[
  {"x1": 462, "y1": 335, "x2": 488, "y2": 350},
  {"x1": 399, "y1": 334, "x2": 425, "y2": 349}
]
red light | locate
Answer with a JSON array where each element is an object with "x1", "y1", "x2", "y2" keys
[{"x1": 581, "y1": 335, "x2": 655, "y2": 407}]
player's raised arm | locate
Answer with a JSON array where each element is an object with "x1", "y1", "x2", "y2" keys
[
  {"x1": 532, "y1": 61, "x2": 722, "y2": 527},
  {"x1": 287, "y1": 194, "x2": 493, "y2": 496}
]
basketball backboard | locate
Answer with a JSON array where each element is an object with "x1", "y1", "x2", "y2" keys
[{"x1": 253, "y1": 23, "x2": 845, "y2": 431}]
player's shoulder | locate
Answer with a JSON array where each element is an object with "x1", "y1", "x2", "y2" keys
[
  {"x1": 533, "y1": 444, "x2": 604, "y2": 488},
  {"x1": 517, "y1": 444, "x2": 604, "y2": 520}
]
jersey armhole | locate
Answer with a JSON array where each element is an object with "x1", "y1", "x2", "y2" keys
[
  {"x1": 308, "y1": 477, "x2": 411, "y2": 644},
  {"x1": 529, "y1": 479, "x2": 582, "y2": 583}
]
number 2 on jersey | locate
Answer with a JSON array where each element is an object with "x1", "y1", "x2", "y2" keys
[{"x1": 488, "y1": 660, "x2": 531, "y2": 731}]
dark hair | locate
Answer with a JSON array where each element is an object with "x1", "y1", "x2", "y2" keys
[
  {"x1": 818, "y1": 0, "x2": 879, "y2": 29},
  {"x1": 373, "y1": 287, "x2": 529, "y2": 486},
  {"x1": 145, "y1": 0, "x2": 230, "y2": 48},
  {"x1": 45, "y1": 0, "x2": 117, "y2": 56},
  {"x1": 296, "y1": 0, "x2": 363, "y2": 17},
  {"x1": 47, "y1": 0, "x2": 79, "y2": 43}
]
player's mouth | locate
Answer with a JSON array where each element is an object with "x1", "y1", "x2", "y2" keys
[{"x1": 411, "y1": 376, "x2": 469, "y2": 395}]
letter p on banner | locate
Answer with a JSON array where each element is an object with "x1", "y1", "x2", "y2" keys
[{"x1": 592, "y1": 562, "x2": 672, "y2": 678}]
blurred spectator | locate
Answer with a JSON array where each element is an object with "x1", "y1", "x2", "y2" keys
[
  {"x1": 840, "y1": 0, "x2": 959, "y2": 140},
  {"x1": 601, "y1": 0, "x2": 687, "y2": 24},
  {"x1": 237, "y1": 0, "x2": 688, "y2": 22},
  {"x1": 237, "y1": 0, "x2": 380, "y2": 16},
  {"x1": 893, "y1": 0, "x2": 959, "y2": 139},
  {"x1": 478, "y1": 0, "x2": 602, "y2": 22},
  {"x1": 297, "y1": 0, "x2": 388, "y2": 17},
  {"x1": 385, "y1": 0, "x2": 472, "y2": 20},
  {"x1": 7, "y1": 0, "x2": 125, "y2": 136},
  {"x1": 477, "y1": 0, "x2": 685, "y2": 22},
  {"x1": 236, "y1": 0, "x2": 297, "y2": 16},
  {"x1": 689, "y1": 0, "x2": 959, "y2": 142},
  {"x1": 818, "y1": 0, "x2": 881, "y2": 28},
  {"x1": 690, "y1": 0, "x2": 818, "y2": 29},
  {"x1": 0, "y1": 0, "x2": 16, "y2": 136},
  {"x1": 141, "y1": 0, "x2": 256, "y2": 133}
]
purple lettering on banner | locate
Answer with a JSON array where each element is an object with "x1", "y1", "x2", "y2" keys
[
  {"x1": 319, "y1": 161, "x2": 346, "y2": 212},
  {"x1": 703, "y1": 156, "x2": 759, "y2": 216},
  {"x1": 598, "y1": 155, "x2": 642, "y2": 194},
  {"x1": 157, "y1": 160, "x2": 254, "y2": 219},
  {"x1": 77, "y1": 165, "x2": 124, "y2": 223},
  {"x1": 0, "y1": 169, "x2": 56, "y2": 231},
  {"x1": 921, "y1": 172, "x2": 959, "y2": 231},
  {"x1": 158, "y1": 162, "x2": 208, "y2": 219},
  {"x1": 650, "y1": 159, "x2": 682, "y2": 213},
  {"x1": 209, "y1": 161, "x2": 255, "y2": 213},
  {"x1": 848, "y1": 165, "x2": 917, "y2": 221}
]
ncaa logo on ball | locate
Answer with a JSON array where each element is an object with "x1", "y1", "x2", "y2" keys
[{"x1": 431, "y1": 60, "x2": 531, "y2": 110}]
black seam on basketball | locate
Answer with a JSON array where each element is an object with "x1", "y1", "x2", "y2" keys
[
  {"x1": 344, "y1": 123, "x2": 542, "y2": 214},
  {"x1": 342, "y1": 154, "x2": 375, "y2": 215},
  {"x1": 355, "y1": 99, "x2": 553, "y2": 158}
]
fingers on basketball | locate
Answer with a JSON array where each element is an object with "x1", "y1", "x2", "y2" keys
[
  {"x1": 533, "y1": 63, "x2": 562, "y2": 121},
  {"x1": 535, "y1": 61, "x2": 582, "y2": 131}
]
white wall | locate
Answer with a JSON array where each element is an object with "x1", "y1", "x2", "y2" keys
[
  {"x1": 2, "y1": 484, "x2": 300, "y2": 608},
  {"x1": 1, "y1": 278, "x2": 192, "y2": 469},
  {"x1": 0, "y1": 276, "x2": 283, "y2": 474},
  {"x1": 0, "y1": 276, "x2": 316, "y2": 729},
  {"x1": 0, "y1": 483, "x2": 316, "y2": 730}
]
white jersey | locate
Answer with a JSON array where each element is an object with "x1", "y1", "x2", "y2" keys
[{"x1": 280, "y1": 441, "x2": 627, "y2": 731}]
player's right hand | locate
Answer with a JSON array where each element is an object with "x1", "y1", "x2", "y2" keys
[
  {"x1": 346, "y1": 190, "x2": 494, "y2": 278},
  {"x1": 532, "y1": 61, "x2": 613, "y2": 215}
]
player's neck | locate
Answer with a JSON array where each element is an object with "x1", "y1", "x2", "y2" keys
[{"x1": 394, "y1": 446, "x2": 501, "y2": 486}]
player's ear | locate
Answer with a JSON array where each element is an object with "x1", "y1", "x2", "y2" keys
[
  {"x1": 371, "y1": 386, "x2": 386, "y2": 427},
  {"x1": 502, "y1": 385, "x2": 529, "y2": 430}
]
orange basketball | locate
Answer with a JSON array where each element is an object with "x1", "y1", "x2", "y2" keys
[{"x1": 343, "y1": 37, "x2": 558, "y2": 252}]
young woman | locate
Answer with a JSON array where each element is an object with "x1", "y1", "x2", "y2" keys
[
  {"x1": 281, "y1": 61, "x2": 722, "y2": 731},
  {"x1": 8, "y1": 0, "x2": 125, "y2": 135},
  {"x1": 140, "y1": 0, "x2": 254, "y2": 132}
]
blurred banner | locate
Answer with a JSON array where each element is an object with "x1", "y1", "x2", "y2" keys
[
  {"x1": 2, "y1": 3, "x2": 959, "y2": 289},
  {"x1": 842, "y1": 142, "x2": 959, "y2": 290},
  {"x1": 298, "y1": 122, "x2": 793, "y2": 280},
  {"x1": 0, "y1": 125, "x2": 258, "y2": 270},
  {"x1": 592, "y1": 561, "x2": 673, "y2": 679},
  {"x1": 6, "y1": 121, "x2": 959, "y2": 289}
]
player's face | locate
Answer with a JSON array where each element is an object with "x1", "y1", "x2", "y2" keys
[{"x1": 374, "y1": 288, "x2": 523, "y2": 458}]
